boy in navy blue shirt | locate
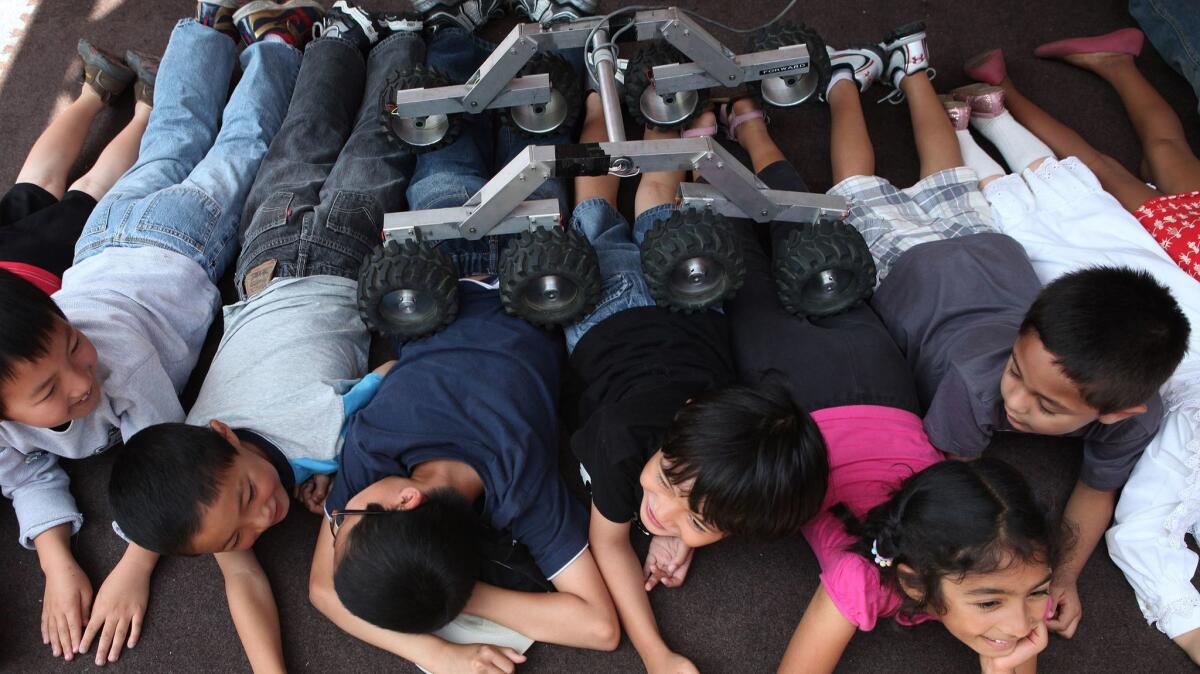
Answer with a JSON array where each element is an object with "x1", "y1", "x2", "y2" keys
[{"x1": 306, "y1": 16, "x2": 618, "y2": 674}]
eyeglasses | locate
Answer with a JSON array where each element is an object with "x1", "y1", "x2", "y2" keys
[{"x1": 328, "y1": 508, "x2": 387, "y2": 539}]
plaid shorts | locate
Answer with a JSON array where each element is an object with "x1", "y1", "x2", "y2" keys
[{"x1": 829, "y1": 167, "x2": 995, "y2": 281}]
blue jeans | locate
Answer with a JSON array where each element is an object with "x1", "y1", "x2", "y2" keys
[
  {"x1": 563, "y1": 200, "x2": 673, "y2": 352},
  {"x1": 235, "y1": 32, "x2": 423, "y2": 297},
  {"x1": 407, "y1": 27, "x2": 583, "y2": 276},
  {"x1": 1131, "y1": 0, "x2": 1200, "y2": 109},
  {"x1": 74, "y1": 20, "x2": 301, "y2": 284}
]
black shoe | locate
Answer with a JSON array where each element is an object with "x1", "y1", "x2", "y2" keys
[
  {"x1": 312, "y1": 0, "x2": 378, "y2": 52},
  {"x1": 124, "y1": 49, "x2": 160, "y2": 107},
  {"x1": 413, "y1": 0, "x2": 503, "y2": 33}
]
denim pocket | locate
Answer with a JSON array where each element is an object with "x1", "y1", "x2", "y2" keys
[
  {"x1": 242, "y1": 191, "x2": 296, "y2": 250},
  {"x1": 134, "y1": 185, "x2": 222, "y2": 256},
  {"x1": 73, "y1": 192, "x2": 131, "y2": 260},
  {"x1": 325, "y1": 190, "x2": 382, "y2": 254}
]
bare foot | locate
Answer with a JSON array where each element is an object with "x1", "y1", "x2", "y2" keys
[
  {"x1": 1061, "y1": 51, "x2": 1135, "y2": 74},
  {"x1": 689, "y1": 108, "x2": 716, "y2": 133}
]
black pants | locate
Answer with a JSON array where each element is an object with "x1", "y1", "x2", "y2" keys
[{"x1": 727, "y1": 161, "x2": 921, "y2": 414}]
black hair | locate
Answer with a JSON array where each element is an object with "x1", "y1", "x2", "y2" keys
[
  {"x1": 109, "y1": 423, "x2": 238, "y2": 555},
  {"x1": 334, "y1": 488, "x2": 481, "y2": 633},
  {"x1": 1021, "y1": 266, "x2": 1189, "y2": 413},
  {"x1": 0, "y1": 268, "x2": 66, "y2": 416},
  {"x1": 661, "y1": 383, "x2": 828, "y2": 538},
  {"x1": 834, "y1": 458, "x2": 1063, "y2": 618}
]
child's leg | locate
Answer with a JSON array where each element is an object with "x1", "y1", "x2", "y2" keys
[
  {"x1": 827, "y1": 79, "x2": 874, "y2": 183},
  {"x1": 563, "y1": 92, "x2": 657, "y2": 353},
  {"x1": 234, "y1": 33, "x2": 389, "y2": 296},
  {"x1": 632, "y1": 125, "x2": 687, "y2": 219},
  {"x1": 14, "y1": 89, "x2": 106, "y2": 199},
  {"x1": 151, "y1": 33, "x2": 301, "y2": 284},
  {"x1": 66, "y1": 102, "x2": 152, "y2": 200},
  {"x1": 405, "y1": 27, "x2": 493, "y2": 212},
  {"x1": 1065, "y1": 52, "x2": 1200, "y2": 195},
  {"x1": 986, "y1": 77, "x2": 1158, "y2": 212},
  {"x1": 110, "y1": 21, "x2": 239, "y2": 200},
  {"x1": 899, "y1": 72, "x2": 964, "y2": 179}
]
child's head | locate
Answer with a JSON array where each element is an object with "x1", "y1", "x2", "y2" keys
[
  {"x1": 839, "y1": 458, "x2": 1061, "y2": 659},
  {"x1": 331, "y1": 479, "x2": 480, "y2": 633},
  {"x1": 109, "y1": 421, "x2": 291, "y2": 555},
  {"x1": 0, "y1": 269, "x2": 99, "y2": 426},
  {"x1": 638, "y1": 384, "x2": 828, "y2": 547},
  {"x1": 1004, "y1": 266, "x2": 1189, "y2": 436}
]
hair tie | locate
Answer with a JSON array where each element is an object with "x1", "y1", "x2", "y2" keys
[{"x1": 871, "y1": 539, "x2": 894, "y2": 568}]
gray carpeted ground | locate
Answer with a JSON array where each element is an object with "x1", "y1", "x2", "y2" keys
[{"x1": 1, "y1": 1, "x2": 1198, "y2": 672}]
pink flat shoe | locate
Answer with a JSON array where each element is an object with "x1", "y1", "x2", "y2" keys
[
  {"x1": 1034, "y1": 27, "x2": 1144, "y2": 59},
  {"x1": 963, "y1": 48, "x2": 1006, "y2": 85},
  {"x1": 939, "y1": 95, "x2": 970, "y2": 130},
  {"x1": 951, "y1": 83, "x2": 1006, "y2": 118}
]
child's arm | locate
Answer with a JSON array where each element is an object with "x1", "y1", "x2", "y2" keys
[
  {"x1": 462, "y1": 548, "x2": 619, "y2": 651},
  {"x1": 80, "y1": 543, "x2": 158, "y2": 665},
  {"x1": 776, "y1": 584, "x2": 856, "y2": 674},
  {"x1": 308, "y1": 521, "x2": 525, "y2": 674},
  {"x1": 1047, "y1": 480, "x2": 1115, "y2": 638},
  {"x1": 587, "y1": 506, "x2": 697, "y2": 674},
  {"x1": 215, "y1": 550, "x2": 286, "y2": 674},
  {"x1": 33, "y1": 523, "x2": 93, "y2": 661}
]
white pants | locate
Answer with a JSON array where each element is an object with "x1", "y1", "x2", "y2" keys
[{"x1": 983, "y1": 156, "x2": 1200, "y2": 638}]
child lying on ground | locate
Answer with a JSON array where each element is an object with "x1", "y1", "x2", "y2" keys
[
  {"x1": 0, "y1": 5, "x2": 305, "y2": 665},
  {"x1": 952, "y1": 41, "x2": 1200, "y2": 664},
  {"x1": 822, "y1": 22, "x2": 1189, "y2": 643},
  {"x1": 964, "y1": 29, "x2": 1199, "y2": 280},
  {"x1": 109, "y1": 5, "x2": 415, "y2": 670},
  {"x1": 306, "y1": 9, "x2": 618, "y2": 674}
]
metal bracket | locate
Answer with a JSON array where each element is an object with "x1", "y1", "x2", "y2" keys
[
  {"x1": 677, "y1": 183, "x2": 848, "y2": 224},
  {"x1": 382, "y1": 199, "x2": 561, "y2": 243}
]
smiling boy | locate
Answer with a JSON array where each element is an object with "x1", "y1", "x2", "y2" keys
[
  {"x1": 819, "y1": 23, "x2": 1190, "y2": 640},
  {"x1": 0, "y1": 9, "x2": 304, "y2": 666}
]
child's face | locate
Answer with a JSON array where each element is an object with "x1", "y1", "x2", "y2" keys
[
  {"x1": 186, "y1": 425, "x2": 290, "y2": 554},
  {"x1": 934, "y1": 557, "x2": 1052, "y2": 659},
  {"x1": 638, "y1": 450, "x2": 727, "y2": 548},
  {"x1": 0, "y1": 320, "x2": 100, "y2": 427},
  {"x1": 1000, "y1": 331, "x2": 1099, "y2": 436}
]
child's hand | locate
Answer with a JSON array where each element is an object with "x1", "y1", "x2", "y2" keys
[
  {"x1": 294, "y1": 474, "x2": 333, "y2": 515},
  {"x1": 646, "y1": 649, "x2": 700, "y2": 674},
  {"x1": 80, "y1": 552, "x2": 153, "y2": 665},
  {"x1": 440, "y1": 642, "x2": 526, "y2": 674},
  {"x1": 643, "y1": 536, "x2": 694, "y2": 591},
  {"x1": 979, "y1": 621, "x2": 1048, "y2": 674},
  {"x1": 1047, "y1": 579, "x2": 1082, "y2": 638},
  {"x1": 40, "y1": 558, "x2": 93, "y2": 660}
]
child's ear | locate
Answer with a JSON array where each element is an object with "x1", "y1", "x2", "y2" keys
[
  {"x1": 1097, "y1": 403, "x2": 1148, "y2": 424},
  {"x1": 209, "y1": 419, "x2": 238, "y2": 444},
  {"x1": 895, "y1": 563, "x2": 925, "y2": 602},
  {"x1": 396, "y1": 487, "x2": 424, "y2": 511}
]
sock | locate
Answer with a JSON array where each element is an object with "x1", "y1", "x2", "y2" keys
[
  {"x1": 955, "y1": 130, "x2": 1006, "y2": 180},
  {"x1": 970, "y1": 111, "x2": 1055, "y2": 174},
  {"x1": 826, "y1": 69, "x2": 854, "y2": 98},
  {"x1": 262, "y1": 32, "x2": 291, "y2": 45}
]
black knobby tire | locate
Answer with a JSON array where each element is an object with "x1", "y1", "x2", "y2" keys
[
  {"x1": 623, "y1": 41, "x2": 710, "y2": 130},
  {"x1": 773, "y1": 220, "x2": 877, "y2": 318},
  {"x1": 379, "y1": 65, "x2": 463, "y2": 154},
  {"x1": 641, "y1": 209, "x2": 745, "y2": 312},
  {"x1": 358, "y1": 239, "x2": 459, "y2": 342},
  {"x1": 499, "y1": 227, "x2": 602, "y2": 327},
  {"x1": 748, "y1": 22, "x2": 831, "y2": 108},
  {"x1": 501, "y1": 52, "x2": 583, "y2": 137}
]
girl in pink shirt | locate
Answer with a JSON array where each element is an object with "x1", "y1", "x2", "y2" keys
[{"x1": 780, "y1": 458, "x2": 1061, "y2": 674}]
